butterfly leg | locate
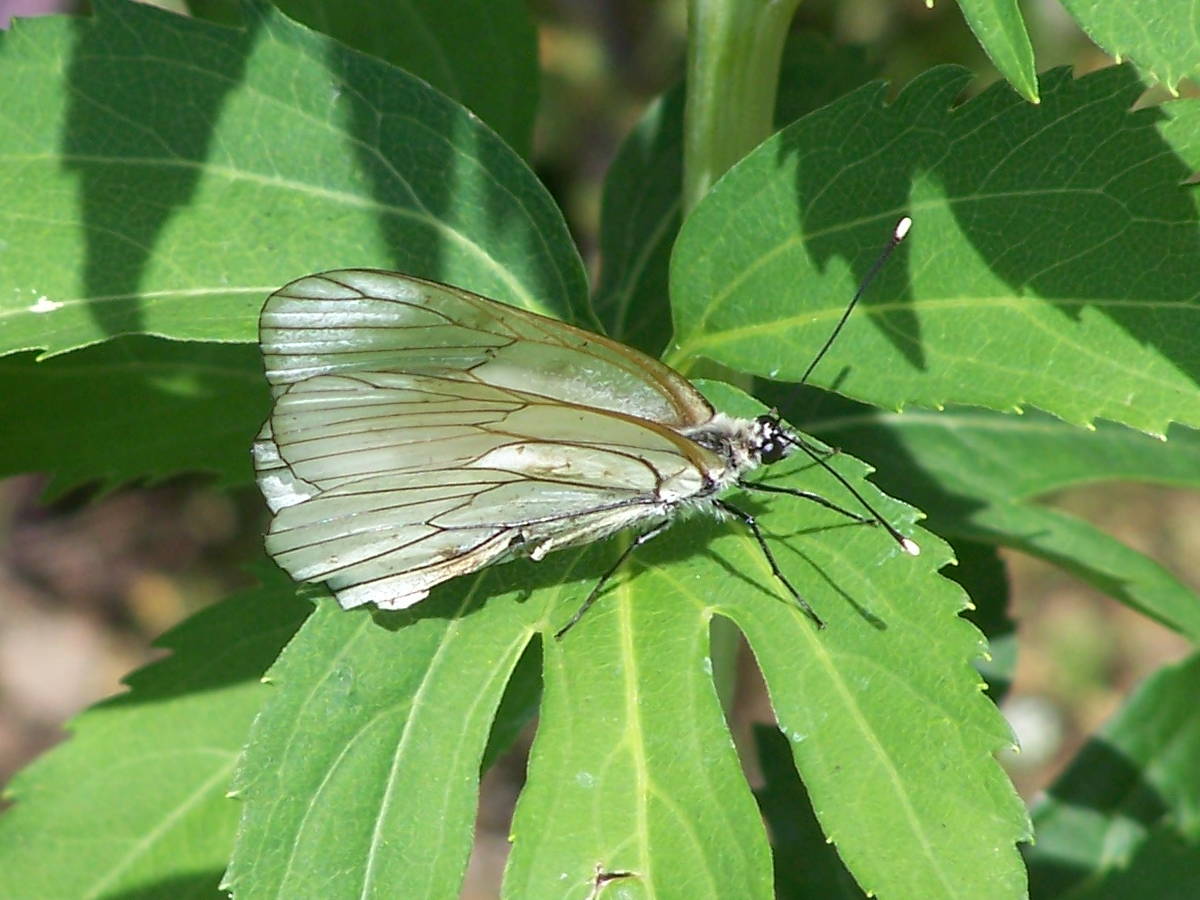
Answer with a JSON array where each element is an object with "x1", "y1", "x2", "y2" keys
[
  {"x1": 738, "y1": 479, "x2": 873, "y2": 524},
  {"x1": 713, "y1": 499, "x2": 825, "y2": 628},
  {"x1": 554, "y1": 520, "x2": 671, "y2": 640},
  {"x1": 789, "y1": 431, "x2": 839, "y2": 460},
  {"x1": 777, "y1": 437, "x2": 920, "y2": 556}
]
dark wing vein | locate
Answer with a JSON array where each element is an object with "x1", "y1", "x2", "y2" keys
[
  {"x1": 261, "y1": 269, "x2": 714, "y2": 427},
  {"x1": 256, "y1": 370, "x2": 724, "y2": 611}
]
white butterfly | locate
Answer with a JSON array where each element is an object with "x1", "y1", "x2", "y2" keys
[{"x1": 255, "y1": 237, "x2": 916, "y2": 636}]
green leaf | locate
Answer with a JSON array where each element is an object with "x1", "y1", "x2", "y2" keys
[
  {"x1": 667, "y1": 65, "x2": 1200, "y2": 436},
  {"x1": 502, "y1": 547, "x2": 774, "y2": 898},
  {"x1": 187, "y1": 0, "x2": 538, "y2": 157},
  {"x1": 710, "y1": 391, "x2": 1027, "y2": 899},
  {"x1": 480, "y1": 640, "x2": 541, "y2": 772},
  {"x1": 1041, "y1": 826, "x2": 1200, "y2": 900},
  {"x1": 1060, "y1": 0, "x2": 1200, "y2": 94},
  {"x1": 592, "y1": 86, "x2": 684, "y2": 355},
  {"x1": 807, "y1": 395, "x2": 1200, "y2": 640},
  {"x1": 962, "y1": 503, "x2": 1200, "y2": 638},
  {"x1": 0, "y1": 0, "x2": 587, "y2": 356},
  {"x1": 0, "y1": 336, "x2": 267, "y2": 494},
  {"x1": 1025, "y1": 650, "x2": 1200, "y2": 898},
  {"x1": 944, "y1": 537, "x2": 1017, "y2": 701},
  {"x1": 224, "y1": 378, "x2": 1027, "y2": 899},
  {"x1": 0, "y1": 567, "x2": 311, "y2": 900},
  {"x1": 956, "y1": 0, "x2": 1039, "y2": 102},
  {"x1": 225, "y1": 567, "x2": 544, "y2": 899},
  {"x1": 594, "y1": 34, "x2": 878, "y2": 356},
  {"x1": 753, "y1": 725, "x2": 865, "y2": 899},
  {"x1": 774, "y1": 35, "x2": 881, "y2": 128},
  {"x1": 504, "y1": 381, "x2": 1027, "y2": 899}
]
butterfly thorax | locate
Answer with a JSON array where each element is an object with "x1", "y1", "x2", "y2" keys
[{"x1": 679, "y1": 413, "x2": 795, "y2": 493}]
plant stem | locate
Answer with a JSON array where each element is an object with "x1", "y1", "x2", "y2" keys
[
  {"x1": 682, "y1": 0, "x2": 800, "y2": 711},
  {"x1": 683, "y1": 0, "x2": 801, "y2": 216}
]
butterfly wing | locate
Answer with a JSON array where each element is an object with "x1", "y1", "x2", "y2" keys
[
  {"x1": 255, "y1": 372, "x2": 725, "y2": 610},
  {"x1": 259, "y1": 269, "x2": 715, "y2": 427}
]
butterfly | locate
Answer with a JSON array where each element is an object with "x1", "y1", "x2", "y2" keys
[{"x1": 254, "y1": 222, "x2": 916, "y2": 637}]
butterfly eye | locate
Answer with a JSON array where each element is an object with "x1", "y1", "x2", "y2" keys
[{"x1": 753, "y1": 415, "x2": 791, "y2": 464}]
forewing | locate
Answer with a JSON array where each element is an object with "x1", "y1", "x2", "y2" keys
[
  {"x1": 256, "y1": 374, "x2": 723, "y2": 610},
  {"x1": 259, "y1": 269, "x2": 714, "y2": 427}
]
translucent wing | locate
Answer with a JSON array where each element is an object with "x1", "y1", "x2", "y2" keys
[
  {"x1": 255, "y1": 372, "x2": 725, "y2": 610},
  {"x1": 259, "y1": 269, "x2": 714, "y2": 427}
]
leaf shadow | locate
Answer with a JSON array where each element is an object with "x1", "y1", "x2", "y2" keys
[
  {"x1": 770, "y1": 382, "x2": 1017, "y2": 661},
  {"x1": 96, "y1": 869, "x2": 227, "y2": 900},
  {"x1": 780, "y1": 63, "x2": 1199, "y2": 385},
  {"x1": 61, "y1": 4, "x2": 261, "y2": 337},
  {"x1": 799, "y1": 381, "x2": 1200, "y2": 690},
  {"x1": 1026, "y1": 738, "x2": 1177, "y2": 899},
  {"x1": 939, "y1": 536, "x2": 1017, "y2": 700},
  {"x1": 753, "y1": 725, "x2": 866, "y2": 899},
  {"x1": 696, "y1": 510, "x2": 890, "y2": 631},
  {"x1": 592, "y1": 33, "x2": 880, "y2": 357},
  {"x1": 330, "y1": 9, "x2": 587, "y2": 328},
  {"x1": 366, "y1": 514, "x2": 739, "y2": 637},
  {"x1": 359, "y1": 491, "x2": 885, "y2": 643},
  {"x1": 788, "y1": 382, "x2": 1188, "y2": 689},
  {"x1": 94, "y1": 577, "x2": 311, "y2": 708}
]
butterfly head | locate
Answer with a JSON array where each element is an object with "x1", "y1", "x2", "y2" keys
[
  {"x1": 752, "y1": 413, "x2": 795, "y2": 465},
  {"x1": 682, "y1": 412, "x2": 796, "y2": 480}
]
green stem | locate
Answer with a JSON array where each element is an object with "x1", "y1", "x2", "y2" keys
[
  {"x1": 683, "y1": 0, "x2": 801, "y2": 216},
  {"x1": 682, "y1": 0, "x2": 800, "y2": 712}
]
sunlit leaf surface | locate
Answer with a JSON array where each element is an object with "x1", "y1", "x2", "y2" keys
[
  {"x1": 0, "y1": 0, "x2": 585, "y2": 356},
  {"x1": 1026, "y1": 651, "x2": 1200, "y2": 898},
  {"x1": 669, "y1": 65, "x2": 1200, "y2": 436},
  {"x1": 0, "y1": 569, "x2": 310, "y2": 900},
  {"x1": 1060, "y1": 0, "x2": 1200, "y2": 92},
  {"x1": 188, "y1": 0, "x2": 538, "y2": 156}
]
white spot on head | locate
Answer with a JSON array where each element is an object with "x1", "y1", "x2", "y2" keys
[
  {"x1": 901, "y1": 537, "x2": 921, "y2": 556},
  {"x1": 894, "y1": 216, "x2": 912, "y2": 241},
  {"x1": 28, "y1": 296, "x2": 62, "y2": 314}
]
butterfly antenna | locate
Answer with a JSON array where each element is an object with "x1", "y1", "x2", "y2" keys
[
  {"x1": 798, "y1": 216, "x2": 912, "y2": 386},
  {"x1": 779, "y1": 216, "x2": 919, "y2": 556}
]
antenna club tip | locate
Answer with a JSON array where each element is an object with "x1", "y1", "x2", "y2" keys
[
  {"x1": 901, "y1": 537, "x2": 921, "y2": 556},
  {"x1": 895, "y1": 217, "x2": 913, "y2": 241}
]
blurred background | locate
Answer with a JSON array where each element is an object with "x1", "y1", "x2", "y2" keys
[{"x1": 0, "y1": 0, "x2": 1195, "y2": 896}]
